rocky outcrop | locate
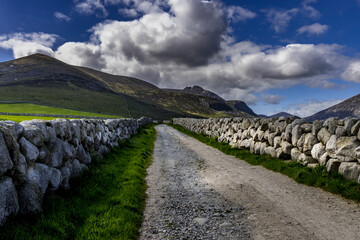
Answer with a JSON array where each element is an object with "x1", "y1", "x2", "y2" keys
[
  {"x1": 174, "y1": 117, "x2": 360, "y2": 184},
  {"x1": 0, "y1": 117, "x2": 151, "y2": 225}
]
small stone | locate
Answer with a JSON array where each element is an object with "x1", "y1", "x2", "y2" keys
[{"x1": 194, "y1": 217, "x2": 209, "y2": 225}]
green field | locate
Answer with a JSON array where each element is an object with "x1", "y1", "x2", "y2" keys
[
  {"x1": 0, "y1": 102, "x2": 122, "y2": 118},
  {"x1": 0, "y1": 124, "x2": 156, "y2": 240}
]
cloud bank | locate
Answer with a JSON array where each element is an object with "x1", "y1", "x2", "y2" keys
[{"x1": 0, "y1": 0, "x2": 356, "y2": 104}]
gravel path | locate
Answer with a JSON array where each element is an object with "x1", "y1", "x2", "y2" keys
[{"x1": 140, "y1": 125, "x2": 360, "y2": 240}]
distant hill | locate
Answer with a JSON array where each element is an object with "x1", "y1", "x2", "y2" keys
[
  {"x1": 269, "y1": 112, "x2": 296, "y2": 118},
  {"x1": 0, "y1": 54, "x2": 256, "y2": 120},
  {"x1": 306, "y1": 94, "x2": 360, "y2": 121}
]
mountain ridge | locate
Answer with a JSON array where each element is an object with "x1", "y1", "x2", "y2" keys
[{"x1": 0, "y1": 54, "x2": 256, "y2": 119}]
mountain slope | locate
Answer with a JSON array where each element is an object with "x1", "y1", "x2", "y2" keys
[
  {"x1": 0, "y1": 54, "x2": 189, "y2": 119},
  {"x1": 78, "y1": 68, "x2": 253, "y2": 118},
  {"x1": 226, "y1": 100, "x2": 258, "y2": 117},
  {"x1": 0, "y1": 54, "x2": 256, "y2": 119},
  {"x1": 306, "y1": 94, "x2": 360, "y2": 121}
]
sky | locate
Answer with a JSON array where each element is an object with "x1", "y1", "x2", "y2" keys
[{"x1": 1, "y1": 0, "x2": 360, "y2": 117}]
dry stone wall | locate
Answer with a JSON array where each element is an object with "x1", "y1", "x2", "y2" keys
[
  {"x1": 174, "y1": 117, "x2": 360, "y2": 184},
  {"x1": 0, "y1": 117, "x2": 151, "y2": 225}
]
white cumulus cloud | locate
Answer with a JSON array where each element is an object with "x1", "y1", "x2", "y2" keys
[
  {"x1": 54, "y1": 12, "x2": 71, "y2": 22},
  {"x1": 297, "y1": 23, "x2": 328, "y2": 35},
  {"x1": 342, "y1": 61, "x2": 360, "y2": 82},
  {"x1": 286, "y1": 99, "x2": 343, "y2": 118},
  {"x1": 264, "y1": 8, "x2": 299, "y2": 33},
  {"x1": 227, "y1": 6, "x2": 256, "y2": 22},
  {"x1": 0, "y1": 32, "x2": 57, "y2": 58},
  {"x1": 74, "y1": 0, "x2": 108, "y2": 17}
]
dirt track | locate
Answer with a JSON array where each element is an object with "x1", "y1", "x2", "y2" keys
[{"x1": 140, "y1": 125, "x2": 360, "y2": 240}]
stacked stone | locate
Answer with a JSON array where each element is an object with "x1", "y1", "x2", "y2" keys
[
  {"x1": 174, "y1": 117, "x2": 360, "y2": 184},
  {"x1": 0, "y1": 117, "x2": 151, "y2": 225}
]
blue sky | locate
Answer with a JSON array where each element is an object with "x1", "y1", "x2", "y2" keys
[{"x1": 1, "y1": 0, "x2": 360, "y2": 117}]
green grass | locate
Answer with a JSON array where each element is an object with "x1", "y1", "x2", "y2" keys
[
  {"x1": 0, "y1": 102, "x2": 122, "y2": 118},
  {"x1": 169, "y1": 124, "x2": 360, "y2": 202},
  {"x1": 0, "y1": 124, "x2": 156, "y2": 240}
]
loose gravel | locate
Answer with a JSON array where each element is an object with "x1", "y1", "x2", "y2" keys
[
  {"x1": 141, "y1": 125, "x2": 360, "y2": 240},
  {"x1": 140, "y1": 125, "x2": 250, "y2": 239}
]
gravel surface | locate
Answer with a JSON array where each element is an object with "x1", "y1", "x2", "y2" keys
[{"x1": 140, "y1": 125, "x2": 360, "y2": 240}]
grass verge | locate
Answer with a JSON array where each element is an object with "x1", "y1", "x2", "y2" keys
[
  {"x1": 169, "y1": 124, "x2": 360, "y2": 202},
  {"x1": 0, "y1": 124, "x2": 156, "y2": 240}
]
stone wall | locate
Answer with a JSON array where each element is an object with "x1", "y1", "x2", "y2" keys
[
  {"x1": 0, "y1": 117, "x2": 151, "y2": 225},
  {"x1": 174, "y1": 117, "x2": 360, "y2": 184}
]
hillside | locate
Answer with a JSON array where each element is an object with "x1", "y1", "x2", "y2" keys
[
  {"x1": 306, "y1": 94, "x2": 360, "y2": 121},
  {"x1": 0, "y1": 54, "x2": 255, "y2": 119}
]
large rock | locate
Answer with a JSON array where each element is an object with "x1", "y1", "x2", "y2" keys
[
  {"x1": 335, "y1": 137, "x2": 360, "y2": 161},
  {"x1": 298, "y1": 153, "x2": 316, "y2": 166},
  {"x1": 26, "y1": 163, "x2": 51, "y2": 195},
  {"x1": 326, "y1": 159, "x2": 341, "y2": 173},
  {"x1": 312, "y1": 120, "x2": 323, "y2": 136},
  {"x1": 303, "y1": 133, "x2": 318, "y2": 155},
  {"x1": 264, "y1": 146, "x2": 276, "y2": 158},
  {"x1": 281, "y1": 141, "x2": 292, "y2": 155},
  {"x1": 0, "y1": 177, "x2": 19, "y2": 225},
  {"x1": 317, "y1": 128, "x2": 331, "y2": 146},
  {"x1": 291, "y1": 148, "x2": 302, "y2": 162},
  {"x1": 0, "y1": 132, "x2": 13, "y2": 175},
  {"x1": 75, "y1": 144, "x2": 91, "y2": 165},
  {"x1": 47, "y1": 138, "x2": 64, "y2": 168},
  {"x1": 351, "y1": 120, "x2": 360, "y2": 136},
  {"x1": 22, "y1": 124, "x2": 44, "y2": 147},
  {"x1": 51, "y1": 119, "x2": 72, "y2": 140},
  {"x1": 326, "y1": 135, "x2": 337, "y2": 157},
  {"x1": 296, "y1": 134, "x2": 306, "y2": 152},
  {"x1": 291, "y1": 125, "x2": 302, "y2": 146},
  {"x1": 62, "y1": 141, "x2": 76, "y2": 161},
  {"x1": 17, "y1": 181, "x2": 43, "y2": 215},
  {"x1": 0, "y1": 121, "x2": 24, "y2": 140},
  {"x1": 60, "y1": 166, "x2": 71, "y2": 190},
  {"x1": 48, "y1": 167, "x2": 61, "y2": 191},
  {"x1": 338, "y1": 162, "x2": 360, "y2": 181},
  {"x1": 344, "y1": 118, "x2": 356, "y2": 135},
  {"x1": 273, "y1": 136, "x2": 281, "y2": 148},
  {"x1": 311, "y1": 143, "x2": 326, "y2": 160},
  {"x1": 19, "y1": 137, "x2": 39, "y2": 164}
]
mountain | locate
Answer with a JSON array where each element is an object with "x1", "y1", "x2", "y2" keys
[
  {"x1": 306, "y1": 94, "x2": 360, "y2": 121},
  {"x1": 164, "y1": 86, "x2": 256, "y2": 116},
  {"x1": 226, "y1": 100, "x2": 258, "y2": 117},
  {"x1": 165, "y1": 85, "x2": 224, "y2": 101},
  {"x1": 0, "y1": 54, "x2": 256, "y2": 119},
  {"x1": 269, "y1": 112, "x2": 296, "y2": 118}
]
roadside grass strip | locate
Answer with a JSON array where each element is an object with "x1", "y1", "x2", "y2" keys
[
  {"x1": 0, "y1": 124, "x2": 156, "y2": 240},
  {"x1": 169, "y1": 124, "x2": 360, "y2": 202}
]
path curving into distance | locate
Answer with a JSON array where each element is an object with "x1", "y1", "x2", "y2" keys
[{"x1": 140, "y1": 125, "x2": 360, "y2": 240}]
